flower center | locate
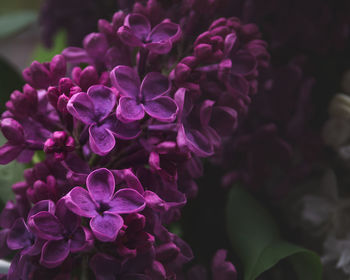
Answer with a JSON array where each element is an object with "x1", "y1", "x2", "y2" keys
[{"x1": 98, "y1": 202, "x2": 110, "y2": 215}]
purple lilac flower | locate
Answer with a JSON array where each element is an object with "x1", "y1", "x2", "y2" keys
[
  {"x1": 22, "y1": 55, "x2": 66, "y2": 89},
  {"x1": 5, "y1": 200, "x2": 55, "y2": 279},
  {"x1": 0, "y1": 2, "x2": 271, "y2": 277},
  {"x1": 115, "y1": 213, "x2": 155, "y2": 258},
  {"x1": 64, "y1": 168, "x2": 146, "y2": 241},
  {"x1": 6, "y1": 84, "x2": 37, "y2": 118},
  {"x1": 175, "y1": 88, "x2": 223, "y2": 157},
  {"x1": 43, "y1": 131, "x2": 75, "y2": 160},
  {"x1": 111, "y1": 65, "x2": 178, "y2": 122},
  {"x1": 221, "y1": 58, "x2": 321, "y2": 196},
  {"x1": 0, "y1": 117, "x2": 52, "y2": 164},
  {"x1": 187, "y1": 249, "x2": 237, "y2": 280},
  {"x1": 27, "y1": 199, "x2": 88, "y2": 268},
  {"x1": 118, "y1": 13, "x2": 181, "y2": 54},
  {"x1": 90, "y1": 252, "x2": 152, "y2": 280},
  {"x1": 23, "y1": 158, "x2": 68, "y2": 203},
  {"x1": 67, "y1": 85, "x2": 140, "y2": 155}
]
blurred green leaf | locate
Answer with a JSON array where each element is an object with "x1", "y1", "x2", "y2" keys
[
  {"x1": 0, "y1": 135, "x2": 25, "y2": 205},
  {"x1": 226, "y1": 187, "x2": 322, "y2": 280},
  {"x1": 0, "y1": 11, "x2": 37, "y2": 39},
  {"x1": 32, "y1": 150, "x2": 45, "y2": 164},
  {"x1": 0, "y1": 56, "x2": 24, "y2": 112},
  {"x1": 32, "y1": 30, "x2": 67, "y2": 62}
]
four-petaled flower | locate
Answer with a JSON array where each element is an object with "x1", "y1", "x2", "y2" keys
[
  {"x1": 117, "y1": 13, "x2": 181, "y2": 54},
  {"x1": 67, "y1": 85, "x2": 140, "y2": 155},
  {"x1": 64, "y1": 168, "x2": 146, "y2": 242},
  {"x1": 111, "y1": 65, "x2": 178, "y2": 123},
  {"x1": 28, "y1": 199, "x2": 88, "y2": 268}
]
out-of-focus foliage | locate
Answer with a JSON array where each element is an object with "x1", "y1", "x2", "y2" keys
[
  {"x1": 0, "y1": 11, "x2": 37, "y2": 39},
  {"x1": 227, "y1": 187, "x2": 322, "y2": 280}
]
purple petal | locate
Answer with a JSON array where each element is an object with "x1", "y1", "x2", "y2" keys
[
  {"x1": 108, "y1": 188, "x2": 145, "y2": 214},
  {"x1": 16, "y1": 149, "x2": 34, "y2": 163},
  {"x1": 28, "y1": 212, "x2": 63, "y2": 240},
  {"x1": 67, "y1": 92, "x2": 95, "y2": 124},
  {"x1": 64, "y1": 187, "x2": 98, "y2": 217},
  {"x1": 144, "y1": 97, "x2": 178, "y2": 122},
  {"x1": 144, "y1": 190, "x2": 168, "y2": 211},
  {"x1": 7, "y1": 253, "x2": 22, "y2": 280},
  {"x1": 230, "y1": 51, "x2": 257, "y2": 76},
  {"x1": 55, "y1": 199, "x2": 80, "y2": 234},
  {"x1": 1, "y1": 118, "x2": 24, "y2": 144},
  {"x1": 110, "y1": 65, "x2": 140, "y2": 98},
  {"x1": 90, "y1": 253, "x2": 121, "y2": 280},
  {"x1": 117, "y1": 97, "x2": 145, "y2": 122},
  {"x1": 89, "y1": 124, "x2": 116, "y2": 156},
  {"x1": 0, "y1": 229, "x2": 11, "y2": 259},
  {"x1": 0, "y1": 143, "x2": 23, "y2": 164},
  {"x1": 148, "y1": 22, "x2": 181, "y2": 43},
  {"x1": 87, "y1": 168, "x2": 115, "y2": 203},
  {"x1": 112, "y1": 169, "x2": 144, "y2": 194},
  {"x1": 224, "y1": 33, "x2": 238, "y2": 57},
  {"x1": 145, "y1": 40, "x2": 172, "y2": 54},
  {"x1": 178, "y1": 125, "x2": 213, "y2": 157},
  {"x1": 62, "y1": 47, "x2": 91, "y2": 64},
  {"x1": 7, "y1": 218, "x2": 32, "y2": 250},
  {"x1": 87, "y1": 85, "x2": 116, "y2": 120},
  {"x1": 174, "y1": 87, "x2": 193, "y2": 119},
  {"x1": 83, "y1": 33, "x2": 109, "y2": 60},
  {"x1": 200, "y1": 100, "x2": 215, "y2": 126},
  {"x1": 104, "y1": 115, "x2": 141, "y2": 140},
  {"x1": 140, "y1": 72, "x2": 170, "y2": 101},
  {"x1": 124, "y1": 13, "x2": 151, "y2": 41},
  {"x1": 225, "y1": 73, "x2": 249, "y2": 96},
  {"x1": 90, "y1": 213, "x2": 123, "y2": 242},
  {"x1": 105, "y1": 46, "x2": 131, "y2": 70},
  {"x1": 70, "y1": 226, "x2": 86, "y2": 253},
  {"x1": 210, "y1": 106, "x2": 238, "y2": 137},
  {"x1": 40, "y1": 239, "x2": 70, "y2": 268},
  {"x1": 22, "y1": 237, "x2": 44, "y2": 256},
  {"x1": 0, "y1": 201, "x2": 20, "y2": 228},
  {"x1": 117, "y1": 26, "x2": 144, "y2": 47},
  {"x1": 28, "y1": 200, "x2": 56, "y2": 219},
  {"x1": 212, "y1": 249, "x2": 237, "y2": 280}
]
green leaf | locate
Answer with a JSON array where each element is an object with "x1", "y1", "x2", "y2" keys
[
  {"x1": 0, "y1": 135, "x2": 25, "y2": 205},
  {"x1": 0, "y1": 11, "x2": 37, "y2": 39},
  {"x1": 226, "y1": 187, "x2": 322, "y2": 280},
  {"x1": 32, "y1": 31, "x2": 67, "y2": 63},
  {"x1": 0, "y1": 56, "x2": 24, "y2": 112}
]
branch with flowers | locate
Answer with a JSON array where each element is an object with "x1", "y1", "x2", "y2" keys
[{"x1": 1, "y1": 0, "x2": 350, "y2": 279}]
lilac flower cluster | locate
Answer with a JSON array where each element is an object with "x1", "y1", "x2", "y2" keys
[
  {"x1": 0, "y1": 2, "x2": 269, "y2": 279},
  {"x1": 220, "y1": 57, "x2": 322, "y2": 197}
]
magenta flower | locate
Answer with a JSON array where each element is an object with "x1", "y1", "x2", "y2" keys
[
  {"x1": 64, "y1": 168, "x2": 146, "y2": 242},
  {"x1": 111, "y1": 65, "x2": 178, "y2": 123},
  {"x1": 0, "y1": 118, "x2": 50, "y2": 164},
  {"x1": 211, "y1": 249, "x2": 237, "y2": 280},
  {"x1": 117, "y1": 13, "x2": 181, "y2": 54},
  {"x1": 22, "y1": 55, "x2": 66, "y2": 89},
  {"x1": 28, "y1": 199, "x2": 88, "y2": 268},
  {"x1": 175, "y1": 88, "x2": 237, "y2": 157},
  {"x1": 67, "y1": 84, "x2": 140, "y2": 155}
]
